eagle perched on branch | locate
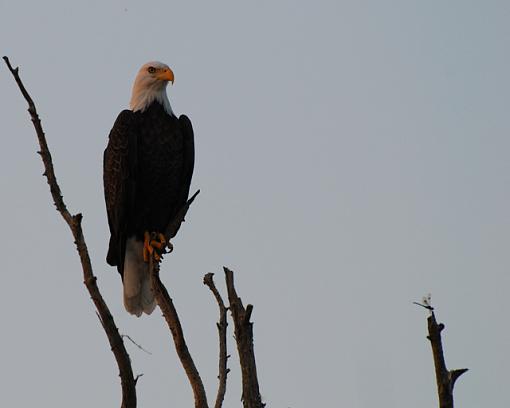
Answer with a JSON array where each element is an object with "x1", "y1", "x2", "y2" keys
[{"x1": 103, "y1": 62, "x2": 194, "y2": 316}]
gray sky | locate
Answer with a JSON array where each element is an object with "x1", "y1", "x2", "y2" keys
[{"x1": 1, "y1": 1, "x2": 509, "y2": 407}]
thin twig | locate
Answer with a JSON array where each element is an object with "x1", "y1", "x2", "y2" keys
[
  {"x1": 224, "y1": 267, "x2": 264, "y2": 408},
  {"x1": 134, "y1": 374, "x2": 144, "y2": 385},
  {"x1": 204, "y1": 273, "x2": 230, "y2": 408},
  {"x1": 164, "y1": 189, "x2": 200, "y2": 241},
  {"x1": 121, "y1": 334, "x2": 153, "y2": 355},
  {"x1": 3, "y1": 56, "x2": 72, "y2": 225},
  {"x1": 413, "y1": 301, "x2": 434, "y2": 311},
  {"x1": 4, "y1": 56, "x2": 137, "y2": 408}
]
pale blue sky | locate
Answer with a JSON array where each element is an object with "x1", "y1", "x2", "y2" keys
[{"x1": 1, "y1": 1, "x2": 509, "y2": 407}]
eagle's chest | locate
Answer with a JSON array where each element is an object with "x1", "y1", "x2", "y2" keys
[
  {"x1": 136, "y1": 115, "x2": 184, "y2": 211},
  {"x1": 137, "y1": 116, "x2": 183, "y2": 177}
]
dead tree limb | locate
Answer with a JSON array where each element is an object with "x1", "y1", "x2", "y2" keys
[
  {"x1": 415, "y1": 296, "x2": 468, "y2": 408},
  {"x1": 3, "y1": 56, "x2": 137, "y2": 408},
  {"x1": 224, "y1": 267, "x2": 264, "y2": 408},
  {"x1": 147, "y1": 190, "x2": 208, "y2": 408},
  {"x1": 204, "y1": 273, "x2": 230, "y2": 408},
  {"x1": 149, "y1": 256, "x2": 209, "y2": 408},
  {"x1": 164, "y1": 189, "x2": 200, "y2": 241},
  {"x1": 426, "y1": 311, "x2": 468, "y2": 408}
]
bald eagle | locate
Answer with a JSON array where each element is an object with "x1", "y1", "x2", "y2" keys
[{"x1": 103, "y1": 62, "x2": 194, "y2": 316}]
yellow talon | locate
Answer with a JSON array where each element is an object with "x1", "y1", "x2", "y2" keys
[
  {"x1": 144, "y1": 232, "x2": 154, "y2": 254},
  {"x1": 142, "y1": 231, "x2": 167, "y2": 263},
  {"x1": 150, "y1": 240, "x2": 164, "y2": 250},
  {"x1": 143, "y1": 231, "x2": 152, "y2": 263}
]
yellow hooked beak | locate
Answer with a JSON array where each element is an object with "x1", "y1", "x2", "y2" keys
[{"x1": 157, "y1": 68, "x2": 174, "y2": 84}]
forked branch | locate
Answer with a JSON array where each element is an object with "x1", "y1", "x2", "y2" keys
[
  {"x1": 427, "y1": 312, "x2": 468, "y2": 408},
  {"x1": 204, "y1": 273, "x2": 230, "y2": 408},
  {"x1": 415, "y1": 297, "x2": 468, "y2": 408},
  {"x1": 3, "y1": 56, "x2": 137, "y2": 408}
]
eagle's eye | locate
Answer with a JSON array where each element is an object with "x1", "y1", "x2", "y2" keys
[{"x1": 147, "y1": 66, "x2": 156, "y2": 74}]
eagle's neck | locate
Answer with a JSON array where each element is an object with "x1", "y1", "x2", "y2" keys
[{"x1": 130, "y1": 82, "x2": 174, "y2": 116}]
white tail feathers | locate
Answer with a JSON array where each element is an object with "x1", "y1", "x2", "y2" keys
[{"x1": 123, "y1": 237, "x2": 156, "y2": 317}]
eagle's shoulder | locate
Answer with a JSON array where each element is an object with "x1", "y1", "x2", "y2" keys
[
  {"x1": 108, "y1": 110, "x2": 136, "y2": 140},
  {"x1": 103, "y1": 110, "x2": 138, "y2": 221},
  {"x1": 105, "y1": 109, "x2": 139, "y2": 162}
]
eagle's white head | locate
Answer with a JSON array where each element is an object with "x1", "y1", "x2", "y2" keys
[{"x1": 130, "y1": 61, "x2": 174, "y2": 115}]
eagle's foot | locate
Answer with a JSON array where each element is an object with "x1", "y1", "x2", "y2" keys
[{"x1": 143, "y1": 231, "x2": 168, "y2": 263}]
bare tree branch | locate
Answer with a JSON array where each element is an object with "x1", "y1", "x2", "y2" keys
[
  {"x1": 140, "y1": 187, "x2": 210, "y2": 407},
  {"x1": 165, "y1": 189, "x2": 200, "y2": 241},
  {"x1": 224, "y1": 267, "x2": 264, "y2": 408},
  {"x1": 149, "y1": 254, "x2": 209, "y2": 408},
  {"x1": 3, "y1": 56, "x2": 137, "y2": 408},
  {"x1": 425, "y1": 310, "x2": 468, "y2": 408},
  {"x1": 145, "y1": 190, "x2": 208, "y2": 408},
  {"x1": 204, "y1": 273, "x2": 230, "y2": 408},
  {"x1": 6, "y1": 55, "x2": 269, "y2": 408}
]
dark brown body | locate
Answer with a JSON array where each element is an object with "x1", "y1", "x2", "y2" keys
[{"x1": 103, "y1": 101, "x2": 194, "y2": 277}]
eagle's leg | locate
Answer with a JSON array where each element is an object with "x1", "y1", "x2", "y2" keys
[
  {"x1": 143, "y1": 232, "x2": 153, "y2": 262},
  {"x1": 143, "y1": 231, "x2": 172, "y2": 263}
]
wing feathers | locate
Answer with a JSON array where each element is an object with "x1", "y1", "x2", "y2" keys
[{"x1": 104, "y1": 110, "x2": 137, "y2": 272}]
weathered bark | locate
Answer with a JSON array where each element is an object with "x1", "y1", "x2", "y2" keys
[
  {"x1": 204, "y1": 273, "x2": 230, "y2": 408},
  {"x1": 426, "y1": 312, "x2": 468, "y2": 408},
  {"x1": 3, "y1": 56, "x2": 137, "y2": 408},
  {"x1": 224, "y1": 267, "x2": 265, "y2": 408},
  {"x1": 149, "y1": 256, "x2": 209, "y2": 408}
]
